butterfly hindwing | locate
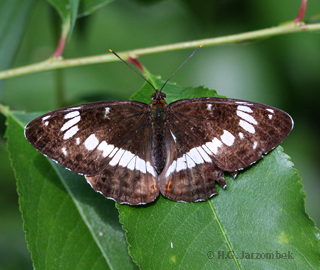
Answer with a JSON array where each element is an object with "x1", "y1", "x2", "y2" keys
[
  {"x1": 159, "y1": 97, "x2": 293, "y2": 202},
  {"x1": 159, "y1": 117, "x2": 227, "y2": 202},
  {"x1": 85, "y1": 117, "x2": 159, "y2": 205}
]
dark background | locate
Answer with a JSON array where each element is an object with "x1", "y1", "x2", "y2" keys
[{"x1": 1, "y1": 0, "x2": 320, "y2": 269}]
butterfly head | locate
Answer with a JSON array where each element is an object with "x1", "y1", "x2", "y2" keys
[{"x1": 151, "y1": 90, "x2": 166, "y2": 104}]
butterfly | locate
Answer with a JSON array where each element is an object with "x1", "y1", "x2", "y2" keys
[{"x1": 25, "y1": 47, "x2": 293, "y2": 205}]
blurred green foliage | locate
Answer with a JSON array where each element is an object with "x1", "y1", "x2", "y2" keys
[{"x1": 1, "y1": 0, "x2": 320, "y2": 269}]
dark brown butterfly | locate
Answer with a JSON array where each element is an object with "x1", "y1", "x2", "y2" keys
[{"x1": 25, "y1": 47, "x2": 293, "y2": 205}]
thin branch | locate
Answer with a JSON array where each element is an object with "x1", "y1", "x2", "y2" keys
[{"x1": 1, "y1": 21, "x2": 320, "y2": 81}]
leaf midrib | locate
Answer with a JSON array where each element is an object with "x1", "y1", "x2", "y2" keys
[{"x1": 208, "y1": 199, "x2": 242, "y2": 269}]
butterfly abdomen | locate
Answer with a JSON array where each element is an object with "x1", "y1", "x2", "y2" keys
[{"x1": 151, "y1": 99, "x2": 167, "y2": 174}]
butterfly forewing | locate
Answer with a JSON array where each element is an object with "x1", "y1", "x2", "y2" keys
[
  {"x1": 159, "y1": 97, "x2": 293, "y2": 202},
  {"x1": 25, "y1": 101, "x2": 148, "y2": 174},
  {"x1": 169, "y1": 97, "x2": 292, "y2": 171},
  {"x1": 25, "y1": 100, "x2": 159, "y2": 204}
]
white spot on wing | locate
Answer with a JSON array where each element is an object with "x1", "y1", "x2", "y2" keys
[
  {"x1": 196, "y1": 146, "x2": 211, "y2": 162},
  {"x1": 186, "y1": 154, "x2": 196, "y2": 168},
  {"x1": 64, "y1": 110, "x2": 80, "y2": 119},
  {"x1": 237, "y1": 105, "x2": 253, "y2": 113},
  {"x1": 108, "y1": 147, "x2": 118, "y2": 158},
  {"x1": 206, "y1": 138, "x2": 222, "y2": 155},
  {"x1": 220, "y1": 130, "x2": 235, "y2": 146},
  {"x1": 202, "y1": 144, "x2": 213, "y2": 156},
  {"x1": 170, "y1": 146, "x2": 213, "y2": 173},
  {"x1": 266, "y1": 108, "x2": 274, "y2": 113},
  {"x1": 65, "y1": 106, "x2": 81, "y2": 112},
  {"x1": 176, "y1": 155, "x2": 187, "y2": 172},
  {"x1": 136, "y1": 157, "x2": 146, "y2": 173},
  {"x1": 188, "y1": 148, "x2": 204, "y2": 164},
  {"x1": 146, "y1": 161, "x2": 157, "y2": 177},
  {"x1": 105, "y1": 107, "x2": 110, "y2": 118},
  {"x1": 118, "y1": 150, "x2": 135, "y2": 167},
  {"x1": 268, "y1": 114, "x2": 273, "y2": 119},
  {"x1": 97, "y1": 141, "x2": 114, "y2": 157},
  {"x1": 42, "y1": 115, "x2": 50, "y2": 121},
  {"x1": 44, "y1": 121, "x2": 49, "y2": 126},
  {"x1": 62, "y1": 147, "x2": 67, "y2": 156},
  {"x1": 127, "y1": 156, "x2": 136, "y2": 170},
  {"x1": 76, "y1": 138, "x2": 80, "y2": 145},
  {"x1": 239, "y1": 120, "x2": 255, "y2": 133},
  {"x1": 63, "y1": 126, "x2": 79, "y2": 139},
  {"x1": 110, "y1": 149, "x2": 125, "y2": 166},
  {"x1": 235, "y1": 101, "x2": 253, "y2": 105},
  {"x1": 236, "y1": 110, "x2": 257, "y2": 125},
  {"x1": 207, "y1": 104, "x2": 212, "y2": 111},
  {"x1": 61, "y1": 116, "x2": 80, "y2": 131},
  {"x1": 253, "y1": 141, "x2": 258, "y2": 149},
  {"x1": 239, "y1": 132, "x2": 244, "y2": 139},
  {"x1": 165, "y1": 160, "x2": 177, "y2": 178},
  {"x1": 84, "y1": 134, "x2": 99, "y2": 150}
]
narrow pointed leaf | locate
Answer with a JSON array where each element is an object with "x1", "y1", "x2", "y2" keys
[
  {"x1": 0, "y1": 0, "x2": 36, "y2": 71},
  {"x1": 5, "y1": 108, "x2": 137, "y2": 270}
]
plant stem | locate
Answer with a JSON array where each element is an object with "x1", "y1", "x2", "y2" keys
[
  {"x1": 0, "y1": 21, "x2": 319, "y2": 81},
  {"x1": 294, "y1": 0, "x2": 308, "y2": 22},
  {"x1": 52, "y1": 17, "x2": 70, "y2": 57}
]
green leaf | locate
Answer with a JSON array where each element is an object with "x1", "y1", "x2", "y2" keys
[
  {"x1": 5, "y1": 109, "x2": 137, "y2": 270},
  {"x1": 47, "y1": 0, "x2": 113, "y2": 43},
  {"x1": 0, "y1": 0, "x2": 36, "y2": 71},
  {"x1": 118, "y1": 74, "x2": 320, "y2": 269},
  {"x1": 130, "y1": 72, "x2": 224, "y2": 104}
]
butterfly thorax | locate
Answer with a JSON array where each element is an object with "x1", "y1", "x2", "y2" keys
[{"x1": 150, "y1": 90, "x2": 167, "y2": 174}]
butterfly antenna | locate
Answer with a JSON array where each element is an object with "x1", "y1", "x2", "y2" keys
[
  {"x1": 160, "y1": 45, "x2": 203, "y2": 92},
  {"x1": 109, "y1": 49, "x2": 157, "y2": 92}
]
